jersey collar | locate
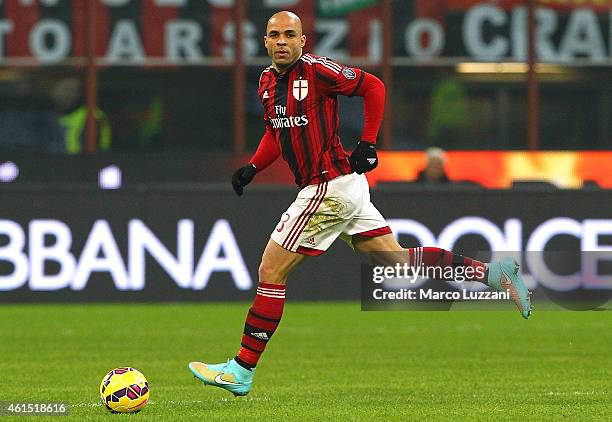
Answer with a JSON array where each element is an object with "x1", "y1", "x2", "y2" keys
[{"x1": 271, "y1": 54, "x2": 303, "y2": 78}]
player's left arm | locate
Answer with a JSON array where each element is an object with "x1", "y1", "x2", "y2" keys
[{"x1": 316, "y1": 60, "x2": 385, "y2": 173}]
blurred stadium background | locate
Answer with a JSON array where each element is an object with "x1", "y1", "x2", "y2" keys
[{"x1": 0, "y1": 1, "x2": 611, "y2": 419}]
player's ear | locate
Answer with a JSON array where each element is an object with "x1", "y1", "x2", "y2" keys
[{"x1": 300, "y1": 34, "x2": 306, "y2": 48}]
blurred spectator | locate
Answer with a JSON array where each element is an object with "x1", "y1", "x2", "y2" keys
[
  {"x1": 416, "y1": 147, "x2": 450, "y2": 184},
  {"x1": 426, "y1": 80, "x2": 470, "y2": 147},
  {"x1": 138, "y1": 95, "x2": 164, "y2": 147},
  {"x1": 0, "y1": 76, "x2": 64, "y2": 153},
  {"x1": 52, "y1": 77, "x2": 111, "y2": 154}
]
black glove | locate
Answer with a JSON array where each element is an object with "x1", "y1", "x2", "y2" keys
[
  {"x1": 349, "y1": 141, "x2": 378, "y2": 174},
  {"x1": 231, "y1": 164, "x2": 257, "y2": 196}
]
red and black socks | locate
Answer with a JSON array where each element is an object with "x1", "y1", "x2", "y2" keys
[
  {"x1": 235, "y1": 283, "x2": 286, "y2": 370},
  {"x1": 407, "y1": 246, "x2": 488, "y2": 283}
]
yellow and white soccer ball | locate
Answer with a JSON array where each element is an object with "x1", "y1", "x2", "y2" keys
[{"x1": 99, "y1": 367, "x2": 150, "y2": 413}]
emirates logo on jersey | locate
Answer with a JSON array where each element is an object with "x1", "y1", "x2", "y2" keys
[
  {"x1": 270, "y1": 115, "x2": 309, "y2": 129},
  {"x1": 292, "y1": 79, "x2": 308, "y2": 101}
]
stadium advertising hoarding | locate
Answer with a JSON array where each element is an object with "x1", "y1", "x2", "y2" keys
[
  {"x1": 0, "y1": 187, "x2": 611, "y2": 304},
  {"x1": 3, "y1": 151, "x2": 612, "y2": 188},
  {"x1": 0, "y1": 0, "x2": 610, "y2": 64}
]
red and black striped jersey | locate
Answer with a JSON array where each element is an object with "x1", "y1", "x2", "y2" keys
[{"x1": 258, "y1": 53, "x2": 365, "y2": 188}]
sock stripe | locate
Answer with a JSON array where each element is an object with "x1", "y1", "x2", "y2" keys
[
  {"x1": 244, "y1": 323, "x2": 273, "y2": 341},
  {"x1": 242, "y1": 335, "x2": 267, "y2": 351},
  {"x1": 246, "y1": 314, "x2": 278, "y2": 331},
  {"x1": 240, "y1": 342, "x2": 263, "y2": 354},
  {"x1": 256, "y1": 290, "x2": 285, "y2": 297},
  {"x1": 249, "y1": 309, "x2": 281, "y2": 323},
  {"x1": 414, "y1": 246, "x2": 422, "y2": 267},
  {"x1": 452, "y1": 254, "x2": 465, "y2": 267},
  {"x1": 256, "y1": 291, "x2": 285, "y2": 299},
  {"x1": 257, "y1": 292, "x2": 285, "y2": 299},
  {"x1": 257, "y1": 286, "x2": 286, "y2": 293}
]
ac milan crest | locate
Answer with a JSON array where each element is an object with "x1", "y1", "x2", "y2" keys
[{"x1": 292, "y1": 79, "x2": 308, "y2": 101}]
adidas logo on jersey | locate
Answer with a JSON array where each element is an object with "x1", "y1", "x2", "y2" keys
[
  {"x1": 262, "y1": 91, "x2": 269, "y2": 99},
  {"x1": 305, "y1": 236, "x2": 316, "y2": 246},
  {"x1": 252, "y1": 332, "x2": 269, "y2": 340},
  {"x1": 367, "y1": 158, "x2": 377, "y2": 165}
]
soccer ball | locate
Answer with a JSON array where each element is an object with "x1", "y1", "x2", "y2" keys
[{"x1": 99, "y1": 367, "x2": 150, "y2": 413}]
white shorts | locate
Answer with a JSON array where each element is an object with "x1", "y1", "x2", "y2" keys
[{"x1": 270, "y1": 173, "x2": 391, "y2": 256}]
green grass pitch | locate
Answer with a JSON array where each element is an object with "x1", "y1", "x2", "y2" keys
[{"x1": 0, "y1": 303, "x2": 610, "y2": 421}]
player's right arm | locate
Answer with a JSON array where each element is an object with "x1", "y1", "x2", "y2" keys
[
  {"x1": 231, "y1": 123, "x2": 280, "y2": 196},
  {"x1": 250, "y1": 123, "x2": 280, "y2": 171}
]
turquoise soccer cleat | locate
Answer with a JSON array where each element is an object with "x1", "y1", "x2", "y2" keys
[
  {"x1": 488, "y1": 257, "x2": 532, "y2": 319},
  {"x1": 188, "y1": 359, "x2": 254, "y2": 396}
]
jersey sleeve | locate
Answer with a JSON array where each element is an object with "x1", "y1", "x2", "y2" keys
[
  {"x1": 258, "y1": 68, "x2": 272, "y2": 122},
  {"x1": 314, "y1": 57, "x2": 364, "y2": 97},
  {"x1": 250, "y1": 124, "x2": 280, "y2": 172}
]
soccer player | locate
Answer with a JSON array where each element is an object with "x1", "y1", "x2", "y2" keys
[{"x1": 189, "y1": 11, "x2": 531, "y2": 396}]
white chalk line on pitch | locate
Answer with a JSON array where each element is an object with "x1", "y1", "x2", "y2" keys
[
  {"x1": 546, "y1": 391, "x2": 602, "y2": 396},
  {"x1": 72, "y1": 397, "x2": 271, "y2": 407},
  {"x1": 72, "y1": 391, "x2": 607, "y2": 406},
  {"x1": 71, "y1": 401, "x2": 204, "y2": 408}
]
